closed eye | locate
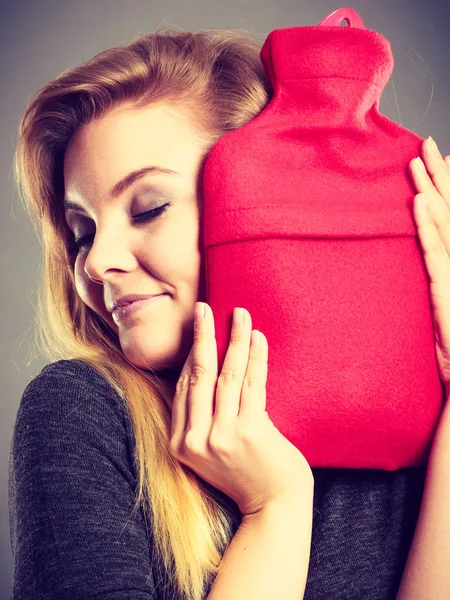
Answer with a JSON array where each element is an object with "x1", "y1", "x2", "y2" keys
[{"x1": 67, "y1": 202, "x2": 171, "y2": 255}]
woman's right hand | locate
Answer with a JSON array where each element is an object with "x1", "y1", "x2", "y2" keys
[{"x1": 169, "y1": 302, "x2": 314, "y2": 517}]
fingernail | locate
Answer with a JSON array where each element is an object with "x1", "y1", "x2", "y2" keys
[
  {"x1": 428, "y1": 136, "x2": 440, "y2": 156},
  {"x1": 196, "y1": 303, "x2": 205, "y2": 321},
  {"x1": 418, "y1": 194, "x2": 428, "y2": 209},
  {"x1": 251, "y1": 330, "x2": 261, "y2": 346},
  {"x1": 415, "y1": 157, "x2": 426, "y2": 171}
]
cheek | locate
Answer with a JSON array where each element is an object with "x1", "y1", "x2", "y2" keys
[
  {"x1": 177, "y1": 236, "x2": 202, "y2": 284},
  {"x1": 151, "y1": 222, "x2": 201, "y2": 279}
]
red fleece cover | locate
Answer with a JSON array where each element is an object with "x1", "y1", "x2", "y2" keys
[{"x1": 201, "y1": 24, "x2": 445, "y2": 470}]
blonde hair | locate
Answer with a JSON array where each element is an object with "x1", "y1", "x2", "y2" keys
[{"x1": 14, "y1": 28, "x2": 271, "y2": 600}]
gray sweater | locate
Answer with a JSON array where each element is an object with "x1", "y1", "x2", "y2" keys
[{"x1": 8, "y1": 359, "x2": 427, "y2": 599}]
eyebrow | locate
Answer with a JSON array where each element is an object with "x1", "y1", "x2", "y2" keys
[{"x1": 63, "y1": 166, "x2": 179, "y2": 212}]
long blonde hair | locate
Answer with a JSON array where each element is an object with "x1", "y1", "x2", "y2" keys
[{"x1": 14, "y1": 28, "x2": 271, "y2": 600}]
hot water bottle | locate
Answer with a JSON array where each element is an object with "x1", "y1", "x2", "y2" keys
[{"x1": 201, "y1": 8, "x2": 444, "y2": 470}]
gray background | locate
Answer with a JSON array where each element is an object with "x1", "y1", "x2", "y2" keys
[{"x1": 1, "y1": 0, "x2": 449, "y2": 597}]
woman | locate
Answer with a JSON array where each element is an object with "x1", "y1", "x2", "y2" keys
[{"x1": 8, "y1": 28, "x2": 450, "y2": 600}]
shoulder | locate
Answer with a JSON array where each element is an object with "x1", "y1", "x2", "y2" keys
[
  {"x1": 16, "y1": 358, "x2": 130, "y2": 435},
  {"x1": 20, "y1": 358, "x2": 125, "y2": 413},
  {"x1": 10, "y1": 359, "x2": 138, "y2": 488}
]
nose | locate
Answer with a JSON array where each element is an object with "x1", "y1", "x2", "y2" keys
[{"x1": 83, "y1": 226, "x2": 135, "y2": 284}]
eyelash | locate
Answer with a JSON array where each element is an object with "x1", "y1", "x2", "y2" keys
[{"x1": 68, "y1": 202, "x2": 171, "y2": 254}]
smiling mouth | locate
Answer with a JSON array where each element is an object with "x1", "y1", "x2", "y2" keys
[{"x1": 112, "y1": 294, "x2": 167, "y2": 322}]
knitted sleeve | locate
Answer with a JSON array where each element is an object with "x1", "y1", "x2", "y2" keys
[{"x1": 8, "y1": 359, "x2": 162, "y2": 600}]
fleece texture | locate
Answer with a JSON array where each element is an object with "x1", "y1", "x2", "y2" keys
[{"x1": 201, "y1": 24, "x2": 445, "y2": 470}]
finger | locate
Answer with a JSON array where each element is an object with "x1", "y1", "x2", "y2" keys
[
  {"x1": 409, "y1": 156, "x2": 450, "y2": 241},
  {"x1": 413, "y1": 193, "x2": 450, "y2": 288},
  {"x1": 238, "y1": 330, "x2": 269, "y2": 421},
  {"x1": 421, "y1": 137, "x2": 450, "y2": 207},
  {"x1": 170, "y1": 346, "x2": 193, "y2": 443},
  {"x1": 409, "y1": 155, "x2": 444, "y2": 202},
  {"x1": 413, "y1": 158, "x2": 450, "y2": 260},
  {"x1": 213, "y1": 307, "x2": 252, "y2": 423},
  {"x1": 186, "y1": 302, "x2": 218, "y2": 433}
]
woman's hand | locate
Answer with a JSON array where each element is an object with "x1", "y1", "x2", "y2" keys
[
  {"x1": 409, "y1": 137, "x2": 450, "y2": 396},
  {"x1": 169, "y1": 304, "x2": 314, "y2": 517},
  {"x1": 395, "y1": 137, "x2": 450, "y2": 600}
]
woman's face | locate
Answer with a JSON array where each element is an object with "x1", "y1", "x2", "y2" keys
[{"x1": 63, "y1": 102, "x2": 211, "y2": 373}]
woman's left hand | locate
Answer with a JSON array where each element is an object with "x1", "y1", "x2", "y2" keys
[{"x1": 409, "y1": 137, "x2": 450, "y2": 396}]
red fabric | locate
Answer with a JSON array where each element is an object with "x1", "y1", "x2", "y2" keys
[{"x1": 201, "y1": 24, "x2": 445, "y2": 470}]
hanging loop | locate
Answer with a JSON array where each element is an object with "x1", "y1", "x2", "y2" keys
[{"x1": 318, "y1": 7, "x2": 366, "y2": 29}]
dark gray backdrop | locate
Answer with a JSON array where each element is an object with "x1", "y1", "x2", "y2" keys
[{"x1": 1, "y1": 0, "x2": 449, "y2": 597}]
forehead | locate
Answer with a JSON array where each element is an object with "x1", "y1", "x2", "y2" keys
[{"x1": 63, "y1": 103, "x2": 208, "y2": 196}]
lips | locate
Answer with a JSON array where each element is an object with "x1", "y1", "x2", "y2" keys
[
  {"x1": 111, "y1": 294, "x2": 167, "y2": 322},
  {"x1": 110, "y1": 294, "x2": 162, "y2": 313}
]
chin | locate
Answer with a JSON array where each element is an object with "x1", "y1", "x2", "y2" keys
[
  {"x1": 120, "y1": 331, "x2": 191, "y2": 374},
  {"x1": 122, "y1": 345, "x2": 177, "y2": 372}
]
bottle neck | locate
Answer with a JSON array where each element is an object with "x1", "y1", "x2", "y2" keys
[
  {"x1": 260, "y1": 26, "x2": 393, "y2": 124},
  {"x1": 276, "y1": 76, "x2": 382, "y2": 128}
]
